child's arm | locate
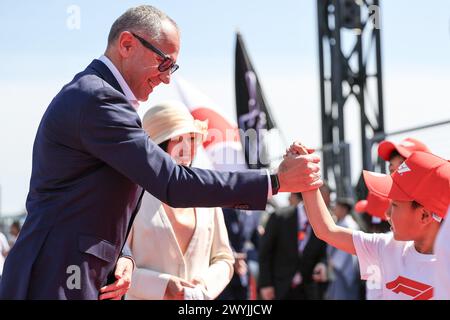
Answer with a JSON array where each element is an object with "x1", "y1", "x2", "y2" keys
[
  {"x1": 287, "y1": 141, "x2": 356, "y2": 255},
  {"x1": 302, "y1": 189, "x2": 356, "y2": 255}
]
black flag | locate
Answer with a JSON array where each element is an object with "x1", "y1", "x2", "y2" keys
[{"x1": 235, "y1": 32, "x2": 278, "y2": 169}]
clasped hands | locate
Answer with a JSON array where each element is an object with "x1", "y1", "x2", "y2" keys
[{"x1": 277, "y1": 141, "x2": 323, "y2": 193}]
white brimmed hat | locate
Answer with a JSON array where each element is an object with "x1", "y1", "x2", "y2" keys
[{"x1": 142, "y1": 100, "x2": 208, "y2": 145}]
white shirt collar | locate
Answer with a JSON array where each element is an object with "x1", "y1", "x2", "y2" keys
[{"x1": 98, "y1": 55, "x2": 140, "y2": 110}]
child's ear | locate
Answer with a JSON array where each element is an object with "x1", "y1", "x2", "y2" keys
[{"x1": 420, "y1": 208, "x2": 433, "y2": 225}]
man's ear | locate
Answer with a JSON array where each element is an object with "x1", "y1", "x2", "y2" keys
[{"x1": 117, "y1": 32, "x2": 135, "y2": 57}]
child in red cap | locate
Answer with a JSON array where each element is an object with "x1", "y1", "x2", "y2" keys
[
  {"x1": 288, "y1": 143, "x2": 450, "y2": 300},
  {"x1": 378, "y1": 137, "x2": 430, "y2": 174},
  {"x1": 357, "y1": 137, "x2": 430, "y2": 235},
  {"x1": 355, "y1": 192, "x2": 390, "y2": 222}
]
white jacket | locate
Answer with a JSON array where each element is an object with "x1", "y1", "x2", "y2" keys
[{"x1": 125, "y1": 192, "x2": 234, "y2": 300}]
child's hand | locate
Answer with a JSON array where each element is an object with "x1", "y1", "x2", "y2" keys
[{"x1": 287, "y1": 141, "x2": 313, "y2": 156}]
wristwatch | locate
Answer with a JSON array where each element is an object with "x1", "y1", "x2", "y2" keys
[{"x1": 270, "y1": 174, "x2": 280, "y2": 195}]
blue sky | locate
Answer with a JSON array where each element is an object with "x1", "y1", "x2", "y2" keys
[{"x1": 0, "y1": 0, "x2": 449, "y2": 214}]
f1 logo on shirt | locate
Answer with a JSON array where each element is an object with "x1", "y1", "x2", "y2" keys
[{"x1": 385, "y1": 276, "x2": 433, "y2": 300}]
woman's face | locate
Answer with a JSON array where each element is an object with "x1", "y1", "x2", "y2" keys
[{"x1": 166, "y1": 133, "x2": 199, "y2": 166}]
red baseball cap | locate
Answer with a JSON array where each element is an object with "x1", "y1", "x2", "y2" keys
[
  {"x1": 355, "y1": 192, "x2": 390, "y2": 221},
  {"x1": 378, "y1": 137, "x2": 431, "y2": 161},
  {"x1": 363, "y1": 151, "x2": 450, "y2": 218}
]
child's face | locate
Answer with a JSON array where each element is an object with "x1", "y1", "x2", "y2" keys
[
  {"x1": 389, "y1": 155, "x2": 406, "y2": 174},
  {"x1": 387, "y1": 200, "x2": 422, "y2": 240}
]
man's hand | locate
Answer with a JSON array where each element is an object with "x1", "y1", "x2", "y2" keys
[
  {"x1": 277, "y1": 141, "x2": 322, "y2": 192},
  {"x1": 99, "y1": 257, "x2": 133, "y2": 300},
  {"x1": 260, "y1": 286, "x2": 275, "y2": 300},
  {"x1": 312, "y1": 262, "x2": 328, "y2": 283},
  {"x1": 164, "y1": 276, "x2": 195, "y2": 300}
]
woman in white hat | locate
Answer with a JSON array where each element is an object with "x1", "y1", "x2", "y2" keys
[{"x1": 125, "y1": 101, "x2": 234, "y2": 300}]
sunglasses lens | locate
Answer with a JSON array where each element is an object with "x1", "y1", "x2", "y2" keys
[
  {"x1": 170, "y1": 64, "x2": 179, "y2": 74},
  {"x1": 158, "y1": 58, "x2": 173, "y2": 72}
]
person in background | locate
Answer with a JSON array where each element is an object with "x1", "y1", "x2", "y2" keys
[
  {"x1": 0, "y1": 232, "x2": 10, "y2": 282},
  {"x1": 8, "y1": 221, "x2": 21, "y2": 247},
  {"x1": 126, "y1": 102, "x2": 234, "y2": 300},
  {"x1": 219, "y1": 208, "x2": 261, "y2": 300},
  {"x1": 378, "y1": 137, "x2": 431, "y2": 174},
  {"x1": 259, "y1": 191, "x2": 327, "y2": 300},
  {"x1": 321, "y1": 198, "x2": 361, "y2": 300},
  {"x1": 355, "y1": 192, "x2": 391, "y2": 233},
  {"x1": 310, "y1": 183, "x2": 332, "y2": 298}
]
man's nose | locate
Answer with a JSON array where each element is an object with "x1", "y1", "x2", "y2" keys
[{"x1": 159, "y1": 71, "x2": 171, "y2": 84}]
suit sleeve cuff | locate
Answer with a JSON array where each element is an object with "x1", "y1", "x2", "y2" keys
[{"x1": 266, "y1": 169, "x2": 272, "y2": 199}]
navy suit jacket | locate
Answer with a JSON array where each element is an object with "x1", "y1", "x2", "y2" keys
[{"x1": 0, "y1": 60, "x2": 268, "y2": 299}]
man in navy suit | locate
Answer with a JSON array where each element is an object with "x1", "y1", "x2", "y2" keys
[{"x1": 0, "y1": 5, "x2": 322, "y2": 299}]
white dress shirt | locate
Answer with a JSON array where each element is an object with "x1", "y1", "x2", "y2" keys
[{"x1": 98, "y1": 55, "x2": 140, "y2": 110}]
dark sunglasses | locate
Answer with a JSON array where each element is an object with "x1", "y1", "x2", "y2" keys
[{"x1": 131, "y1": 32, "x2": 179, "y2": 74}]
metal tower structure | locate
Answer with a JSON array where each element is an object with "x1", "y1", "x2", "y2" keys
[{"x1": 317, "y1": 0, "x2": 385, "y2": 199}]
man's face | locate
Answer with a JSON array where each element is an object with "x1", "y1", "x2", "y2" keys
[
  {"x1": 120, "y1": 20, "x2": 180, "y2": 101},
  {"x1": 389, "y1": 154, "x2": 406, "y2": 174}
]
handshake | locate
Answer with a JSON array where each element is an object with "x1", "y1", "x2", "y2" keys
[{"x1": 276, "y1": 141, "x2": 323, "y2": 193}]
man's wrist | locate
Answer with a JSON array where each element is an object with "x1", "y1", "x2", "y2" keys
[{"x1": 270, "y1": 174, "x2": 280, "y2": 195}]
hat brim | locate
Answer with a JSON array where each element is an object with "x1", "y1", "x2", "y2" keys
[
  {"x1": 394, "y1": 145, "x2": 413, "y2": 159},
  {"x1": 363, "y1": 170, "x2": 413, "y2": 202},
  {"x1": 152, "y1": 125, "x2": 207, "y2": 145},
  {"x1": 378, "y1": 141, "x2": 413, "y2": 161},
  {"x1": 378, "y1": 141, "x2": 396, "y2": 161}
]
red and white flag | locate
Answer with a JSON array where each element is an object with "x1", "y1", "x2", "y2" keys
[{"x1": 175, "y1": 76, "x2": 247, "y2": 171}]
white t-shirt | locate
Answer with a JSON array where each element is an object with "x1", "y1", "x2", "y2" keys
[
  {"x1": 434, "y1": 206, "x2": 450, "y2": 300},
  {"x1": 353, "y1": 230, "x2": 436, "y2": 300}
]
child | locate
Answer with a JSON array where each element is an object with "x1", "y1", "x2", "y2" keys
[
  {"x1": 378, "y1": 137, "x2": 430, "y2": 174},
  {"x1": 289, "y1": 144, "x2": 450, "y2": 300}
]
